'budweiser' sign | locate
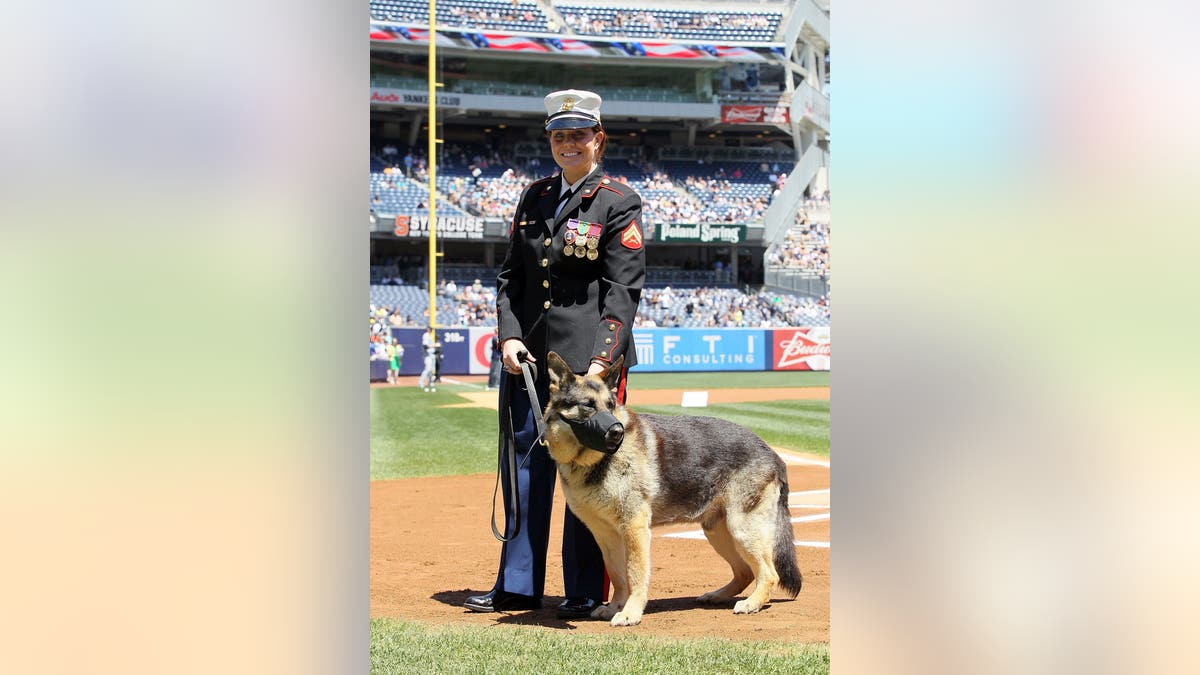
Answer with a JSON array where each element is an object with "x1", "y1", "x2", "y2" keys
[
  {"x1": 771, "y1": 328, "x2": 830, "y2": 371},
  {"x1": 721, "y1": 105, "x2": 791, "y2": 125}
]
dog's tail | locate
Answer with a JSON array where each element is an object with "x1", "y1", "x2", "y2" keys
[{"x1": 774, "y1": 475, "x2": 803, "y2": 598}]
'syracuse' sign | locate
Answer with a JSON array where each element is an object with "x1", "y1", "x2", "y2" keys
[
  {"x1": 394, "y1": 215, "x2": 485, "y2": 239},
  {"x1": 657, "y1": 223, "x2": 745, "y2": 244}
]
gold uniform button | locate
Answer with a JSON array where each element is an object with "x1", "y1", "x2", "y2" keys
[
  {"x1": 543, "y1": 238, "x2": 551, "y2": 247},
  {"x1": 602, "y1": 178, "x2": 611, "y2": 184},
  {"x1": 600, "y1": 351, "x2": 608, "y2": 357},
  {"x1": 541, "y1": 258, "x2": 549, "y2": 267},
  {"x1": 608, "y1": 324, "x2": 616, "y2": 331},
  {"x1": 542, "y1": 280, "x2": 549, "y2": 288},
  {"x1": 604, "y1": 338, "x2": 612, "y2": 345},
  {"x1": 543, "y1": 300, "x2": 551, "y2": 309}
]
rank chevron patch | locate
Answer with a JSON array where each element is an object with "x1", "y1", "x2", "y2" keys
[{"x1": 620, "y1": 221, "x2": 643, "y2": 249}]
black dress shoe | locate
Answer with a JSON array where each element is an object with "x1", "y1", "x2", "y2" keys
[
  {"x1": 556, "y1": 596, "x2": 601, "y2": 619},
  {"x1": 463, "y1": 589, "x2": 541, "y2": 613}
]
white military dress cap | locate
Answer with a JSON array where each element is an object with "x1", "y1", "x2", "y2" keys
[{"x1": 544, "y1": 89, "x2": 602, "y2": 130}]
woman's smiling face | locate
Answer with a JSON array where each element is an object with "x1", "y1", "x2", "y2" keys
[{"x1": 549, "y1": 127, "x2": 603, "y2": 181}]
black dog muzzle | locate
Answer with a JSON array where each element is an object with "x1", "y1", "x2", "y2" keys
[{"x1": 564, "y1": 410, "x2": 624, "y2": 454}]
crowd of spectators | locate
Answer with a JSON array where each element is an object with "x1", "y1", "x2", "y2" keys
[
  {"x1": 374, "y1": 143, "x2": 796, "y2": 225},
  {"x1": 370, "y1": 1, "x2": 552, "y2": 32},
  {"x1": 439, "y1": 278, "x2": 498, "y2": 326},
  {"x1": 559, "y1": 7, "x2": 776, "y2": 39},
  {"x1": 444, "y1": 167, "x2": 531, "y2": 219},
  {"x1": 634, "y1": 286, "x2": 828, "y2": 328},
  {"x1": 765, "y1": 192, "x2": 831, "y2": 275},
  {"x1": 683, "y1": 175, "x2": 771, "y2": 224},
  {"x1": 446, "y1": 4, "x2": 543, "y2": 28},
  {"x1": 370, "y1": 284, "x2": 828, "y2": 347}
]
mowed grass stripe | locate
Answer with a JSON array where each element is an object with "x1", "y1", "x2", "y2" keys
[
  {"x1": 631, "y1": 401, "x2": 829, "y2": 457},
  {"x1": 371, "y1": 373, "x2": 832, "y2": 479},
  {"x1": 370, "y1": 385, "x2": 496, "y2": 480},
  {"x1": 629, "y1": 370, "x2": 828, "y2": 390},
  {"x1": 371, "y1": 618, "x2": 829, "y2": 675}
]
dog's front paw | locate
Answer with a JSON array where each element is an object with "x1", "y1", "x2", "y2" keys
[
  {"x1": 733, "y1": 599, "x2": 764, "y2": 614},
  {"x1": 590, "y1": 604, "x2": 617, "y2": 620},
  {"x1": 610, "y1": 610, "x2": 642, "y2": 627}
]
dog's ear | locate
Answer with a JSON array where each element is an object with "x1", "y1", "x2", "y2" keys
[
  {"x1": 599, "y1": 355, "x2": 624, "y2": 396},
  {"x1": 546, "y1": 351, "x2": 574, "y2": 392}
]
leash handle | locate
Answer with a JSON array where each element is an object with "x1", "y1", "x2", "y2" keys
[
  {"x1": 491, "y1": 377, "x2": 521, "y2": 542},
  {"x1": 517, "y1": 356, "x2": 548, "y2": 444},
  {"x1": 490, "y1": 351, "x2": 549, "y2": 542}
]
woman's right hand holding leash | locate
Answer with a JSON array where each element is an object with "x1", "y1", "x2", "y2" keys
[{"x1": 502, "y1": 339, "x2": 533, "y2": 374}]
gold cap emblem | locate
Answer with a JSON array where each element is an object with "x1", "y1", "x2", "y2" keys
[{"x1": 560, "y1": 97, "x2": 576, "y2": 111}]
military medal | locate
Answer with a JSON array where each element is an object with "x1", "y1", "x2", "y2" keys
[
  {"x1": 585, "y1": 224, "x2": 601, "y2": 250},
  {"x1": 563, "y1": 244, "x2": 575, "y2": 256},
  {"x1": 586, "y1": 248, "x2": 599, "y2": 260},
  {"x1": 574, "y1": 246, "x2": 586, "y2": 258},
  {"x1": 564, "y1": 230, "x2": 576, "y2": 244}
]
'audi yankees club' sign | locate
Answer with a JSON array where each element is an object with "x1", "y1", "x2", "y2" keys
[{"x1": 770, "y1": 328, "x2": 830, "y2": 371}]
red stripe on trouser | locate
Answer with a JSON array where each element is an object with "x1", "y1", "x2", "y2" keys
[{"x1": 601, "y1": 367, "x2": 630, "y2": 603}]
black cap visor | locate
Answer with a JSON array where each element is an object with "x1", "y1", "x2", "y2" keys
[{"x1": 545, "y1": 113, "x2": 598, "y2": 130}]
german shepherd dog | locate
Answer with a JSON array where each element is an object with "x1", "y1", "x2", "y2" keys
[{"x1": 544, "y1": 352, "x2": 802, "y2": 626}]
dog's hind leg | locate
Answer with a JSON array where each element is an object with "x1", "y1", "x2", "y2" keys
[
  {"x1": 611, "y1": 508, "x2": 652, "y2": 627},
  {"x1": 696, "y1": 517, "x2": 754, "y2": 604},
  {"x1": 728, "y1": 485, "x2": 782, "y2": 614}
]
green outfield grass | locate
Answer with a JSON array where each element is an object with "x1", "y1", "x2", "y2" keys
[
  {"x1": 629, "y1": 370, "x2": 829, "y2": 389},
  {"x1": 370, "y1": 618, "x2": 830, "y2": 675},
  {"x1": 370, "y1": 385, "x2": 497, "y2": 479},
  {"x1": 630, "y1": 400, "x2": 829, "y2": 457},
  {"x1": 371, "y1": 371, "x2": 829, "y2": 480}
]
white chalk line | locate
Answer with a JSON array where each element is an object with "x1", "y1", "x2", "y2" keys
[
  {"x1": 790, "y1": 513, "x2": 830, "y2": 523},
  {"x1": 662, "y1": 530, "x2": 830, "y2": 548},
  {"x1": 772, "y1": 447, "x2": 830, "y2": 468}
]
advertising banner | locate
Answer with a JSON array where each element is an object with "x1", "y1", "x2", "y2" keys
[
  {"x1": 379, "y1": 327, "x2": 827, "y2": 377},
  {"x1": 657, "y1": 222, "x2": 745, "y2": 244},
  {"x1": 630, "y1": 328, "x2": 766, "y2": 372},
  {"x1": 389, "y1": 327, "x2": 425, "y2": 376},
  {"x1": 468, "y1": 327, "x2": 497, "y2": 375},
  {"x1": 721, "y1": 105, "x2": 791, "y2": 124},
  {"x1": 394, "y1": 214, "x2": 486, "y2": 240},
  {"x1": 435, "y1": 327, "x2": 471, "y2": 375},
  {"x1": 770, "y1": 327, "x2": 830, "y2": 371},
  {"x1": 388, "y1": 327, "x2": 472, "y2": 375}
]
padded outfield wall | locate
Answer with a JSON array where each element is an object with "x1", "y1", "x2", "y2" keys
[{"x1": 371, "y1": 327, "x2": 829, "y2": 380}]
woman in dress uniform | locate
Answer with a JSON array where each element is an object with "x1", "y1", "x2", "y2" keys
[{"x1": 465, "y1": 89, "x2": 646, "y2": 619}]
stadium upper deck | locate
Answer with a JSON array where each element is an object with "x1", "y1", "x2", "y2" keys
[
  {"x1": 369, "y1": 0, "x2": 829, "y2": 298},
  {"x1": 369, "y1": 0, "x2": 787, "y2": 42}
]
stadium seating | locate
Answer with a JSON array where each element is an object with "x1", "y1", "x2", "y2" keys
[
  {"x1": 372, "y1": 149, "x2": 789, "y2": 225},
  {"x1": 370, "y1": 0, "x2": 552, "y2": 32},
  {"x1": 555, "y1": 4, "x2": 781, "y2": 42},
  {"x1": 765, "y1": 196, "x2": 831, "y2": 275},
  {"x1": 369, "y1": 283, "x2": 829, "y2": 331},
  {"x1": 371, "y1": 172, "x2": 472, "y2": 218}
]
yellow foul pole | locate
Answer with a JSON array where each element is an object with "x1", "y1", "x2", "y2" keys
[{"x1": 427, "y1": 0, "x2": 438, "y2": 339}]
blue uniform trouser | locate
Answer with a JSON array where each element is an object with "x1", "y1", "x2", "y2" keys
[{"x1": 493, "y1": 369, "x2": 606, "y2": 600}]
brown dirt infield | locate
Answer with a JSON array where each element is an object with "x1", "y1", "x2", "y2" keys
[{"x1": 370, "y1": 384, "x2": 830, "y2": 643}]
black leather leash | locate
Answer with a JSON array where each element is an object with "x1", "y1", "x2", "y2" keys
[{"x1": 490, "y1": 350, "x2": 547, "y2": 542}]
